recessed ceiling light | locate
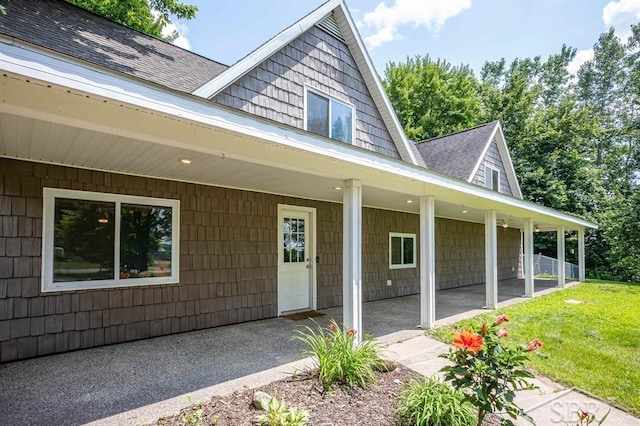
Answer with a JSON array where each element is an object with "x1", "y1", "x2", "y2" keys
[
  {"x1": 97, "y1": 218, "x2": 109, "y2": 224},
  {"x1": 333, "y1": 186, "x2": 342, "y2": 190},
  {"x1": 462, "y1": 210, "x2": 468, "y2": 214},
  {"x1": 406, "y1": 200, "x2": 413, "y2": 204},
  {"x1": 179, "y1": 158, "x2": 192, "y2": 164}
]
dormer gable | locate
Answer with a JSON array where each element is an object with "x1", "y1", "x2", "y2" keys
[
  {"x1": 192, "y1": 0, "x2": 422, "y2": 166},
  {"x1": 415, "y1": 121, "x2": 523, "y2": 199}
]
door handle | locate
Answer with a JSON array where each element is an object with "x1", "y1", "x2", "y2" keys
[{"x1": 306, "y1": 264, "x2": 312, "y2": 269}]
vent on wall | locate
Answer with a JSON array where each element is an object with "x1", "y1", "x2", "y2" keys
[{"x1": 316, "y1": 13, "x2": 346, "y2": 42}]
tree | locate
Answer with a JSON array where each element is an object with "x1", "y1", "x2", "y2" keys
[
  {"x1": 66, "y1": 0, "x2": 197, "y2": 41},
  {"x1": 383, "y1": 55, "x2": 482, "y2": 141}
]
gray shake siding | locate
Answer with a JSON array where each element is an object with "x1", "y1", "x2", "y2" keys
[
  {"x1": 213, "y1": 25, "x2": 400, "y2": 159},
  {"x1": 0, "y1": 158, "x2": 517, "y2": 361},
  {"x1": 471, "y1": 139, "x2": 514, "y2": 196}
]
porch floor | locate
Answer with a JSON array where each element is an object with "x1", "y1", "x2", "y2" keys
[{"x1": 0, "y1": 278, "x2": 562, "y2": 425}]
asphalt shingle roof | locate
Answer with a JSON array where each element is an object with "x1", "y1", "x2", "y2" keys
[
  {"x1": 415, "y1": 121, "x2": 498, "y2": 180},
  {"x1": 0, "y1": 0, "x2": 228, "y2": 93}
]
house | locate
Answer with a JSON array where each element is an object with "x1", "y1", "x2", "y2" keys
[{"x1": 0, "y1": 0, "x2": 595, "y2": 362}]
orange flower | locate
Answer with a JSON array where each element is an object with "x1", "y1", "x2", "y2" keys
[
  {"x1": 452, "y1": 329, "x2": 484, "y2": 354},
  {"x1": 525, "y1": 338, "x2": 543, "y2": 352},
  {"x1": 346, "y1": 328, "x2": 356, "y2": 336},
  {"x1": 327, "y1": 323, "x2": 336, "y2": 331},
  {"x1": 497, "y1": 328, "x2": 509, "y2": 338},
  {"x1": 494, "y1": 314, "x2": 509, "y2": 326}
]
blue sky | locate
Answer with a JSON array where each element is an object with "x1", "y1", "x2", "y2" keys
[{"x1": 169, "y1": 0, "x2": 640, "y2": 76}]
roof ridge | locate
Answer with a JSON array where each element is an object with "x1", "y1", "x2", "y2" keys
[{"x1": 416, "y1": 120, "x2": 498, "y2": 145}]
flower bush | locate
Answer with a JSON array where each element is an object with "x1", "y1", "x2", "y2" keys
[
  {"x1": 295, "y1": 319, "x2": 386, "y2": 389},
  {"x1": 440, "y1": 315, "x2": 542, "y2": 425}
]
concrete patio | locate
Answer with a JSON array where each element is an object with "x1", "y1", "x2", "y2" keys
[{"x1": 3, "y1": 278, "x2": 627, "y2": 426}]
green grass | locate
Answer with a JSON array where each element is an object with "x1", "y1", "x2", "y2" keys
[{"x1": 428, "y1": 280, "x2": 640, "y2": 415}]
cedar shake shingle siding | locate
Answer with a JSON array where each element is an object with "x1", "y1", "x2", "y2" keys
[
  {"x1": 471, "y1": 139, "x2": 514, "y2": 196},
  {"x1": 213, "y1": 26, "x2": 400, "y2": 159}
]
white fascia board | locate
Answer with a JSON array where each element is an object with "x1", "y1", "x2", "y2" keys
[
  {"x1": 192, "y1": 0, "x2": 341, "y2": 98},
  {"x1": 494, "y1": 122, "x2": 524, "y2": 199},
  {"x1": 0, "y1": 38, "x2": 596, "y2": 230},
  {"x1": 333, "y1": 5, "x2": 419, "y2": 166},
  {"x1": 468, "y1": 122, "x2": 499, "y2": 182}
]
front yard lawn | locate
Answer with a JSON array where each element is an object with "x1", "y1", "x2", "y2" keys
[{"x1": 428, "y1": 280, "x2": 640, "y2": 415}]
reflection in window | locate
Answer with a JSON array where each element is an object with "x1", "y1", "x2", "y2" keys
[
  {"x1": 43, "y1": 188, "x2": 179, "y2": 292},
  {"x1": 389, "y1": 233, "x2": 416, "y2": 269},
  {"x1": 283, "y1": 217, "x2": 305, "y2": 263},
  {"x1": 54, "y1": 199, "x2": 115, "y2": 282},
  {"x1": 305, "y1": 89, "x2": 354, "y2": 143},
  {"x1": 120, "y1": 204, "x2": 172, "y2": 279}
]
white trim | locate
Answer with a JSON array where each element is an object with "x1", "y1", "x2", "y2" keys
[
  {"x1": 0, "y1": 40, "x2": 596, "y2": 230},
  {"x1": 303, "y1": 85, "x2": 355, "y2": 144},
  {"x1": 41, "y1": 188, "x2": 180, "y2": 292},
  {"x1": 192, "y1": 0, "x2": 342, "y2": 98},
  {"x1": 486, "y1": 165, "x2": 500, "y2": 192},
  {"x1": 389, "y1": 232, "x2": 417, "y2": 269},
  {"x1": 276, "y1": 204, "x2": 317, "y2": 315}
]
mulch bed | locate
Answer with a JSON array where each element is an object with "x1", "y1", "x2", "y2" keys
[{"x1": 152, "y1": 364, "x2": 501, "y2": 425}]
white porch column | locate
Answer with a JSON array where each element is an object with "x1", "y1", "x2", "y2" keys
[
  {"x1": 420, "y1": 195, "x2": 436, "y2": 329},
  {"x1": 557, "y1": 225, "x2": 565, "y2": 288},
  {"x1": 342, "y1": 179, "x2": 362, "y2": 339},
  {"x1": 578, "y1": 228, "x2": 586, "y2": 282},
  {"x1": 523, "y1": 219, "x2": 535, "y2": 298},
  {"x1": 485, "y1": 210, "x2": 498, "y2": 309}
]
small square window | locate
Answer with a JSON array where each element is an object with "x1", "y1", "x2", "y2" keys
[
  {"x1": 42, "y1": 188, "x2": 180, "y2": 292},
  {"x1": 389, "y1": 232, "x2": 416, "y2": 269},
  {"x1": 486, "y1": 166, "x2": 500, "y2": 192},
  {"x1": 305, "y1": 88, "x2": 354, "y2": 144}
]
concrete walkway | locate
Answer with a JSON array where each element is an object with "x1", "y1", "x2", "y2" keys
[{"x1": 1, "y1": 279, "x2": 638, "y2": 425}]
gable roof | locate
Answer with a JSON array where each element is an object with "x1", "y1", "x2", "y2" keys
[
  {"x1": 415, "y1": 121, "x2": 523, "y2": 198},
  {"x1": 0, "y1": 0, "x2": 228, "y2": 93},
  {"x1": 191, "y1": 0, "x2": 423, "y2": 166}
]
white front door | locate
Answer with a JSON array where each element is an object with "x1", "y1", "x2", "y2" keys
[{"x1": 278, "y1": 205, "x2": 316, "y2": 314}]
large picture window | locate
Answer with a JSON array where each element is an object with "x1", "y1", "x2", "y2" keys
[
  {"x1": 305, "y1": 88, "x2": 354, "y2": 144},
  {"x1": 42, "y1": 188, "x2": 180, "y2": 292},
  {"x1": 389, "y1": 232, "x2": 416, "y2": 269}
]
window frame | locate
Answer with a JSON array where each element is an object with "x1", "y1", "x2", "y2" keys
[
  {"x1": 303, "y1": 86, "x2": 355, "y2": 144},
  {"x1": 388, "y1": 232, "x2": 417, "y2": 269},
  {"x1": 486, "y1": 166, "x2": 501, "y2": 192},
  {"x1": 41, "y1": 188, "x2": 180, "y2": 292}
]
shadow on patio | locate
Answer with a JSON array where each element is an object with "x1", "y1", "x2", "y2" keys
[{"x1": 0, "y1": 278, "x2": 563, "y2": 425}]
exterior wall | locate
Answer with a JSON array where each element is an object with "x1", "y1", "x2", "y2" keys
[
  {"x1": 435, "y1": 218, "x2": 520, "y2": 290},
  {"x1": 471, "y1": 139, "x2": 514, "y2": 196},
  {"x1": 213, "y1": 25, "x2": 400, "y2": 159}
]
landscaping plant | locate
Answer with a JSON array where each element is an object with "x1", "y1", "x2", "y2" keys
[
  {"x1": 256, "y1": 396, "x2": 309, "y2": 426},
  {"x1": 295, "y1": 319, "x2": 386, "y2": 389},
  {"x1": 440, "y1": 315, "x2": 541, "y2": 425},
  {"x1": 395, "y1": 377, "x2": 477, "y2": 426}
]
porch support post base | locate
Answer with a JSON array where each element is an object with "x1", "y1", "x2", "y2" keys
[
  {"x1": 524, "y1": 218, "x2": 535, "y2": 298},
  {"x1": 485, "y1": 210, "x2": 498, "y2": 309},
  {"x1": 342, "y1": 179, "x2": 362, "y2": 341},
  {"x1": 557, "y1": 225, "x2": 566, "y2": 288},
  {"x1": 419, "y1": 195, "x2": 435, "y2": 329}
]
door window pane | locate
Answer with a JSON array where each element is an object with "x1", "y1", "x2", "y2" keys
[
  {"x1": 53, "y1": 199, "x2": 115, "y2": 282},
  {"x1": 283, "y1": 217, "x2": 306, "y2": 263},
  {"x1": 120, "y1": 204, "x2": 172, "y2": 278}
]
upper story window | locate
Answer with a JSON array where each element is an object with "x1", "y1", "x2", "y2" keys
[
  {"x1": 305, "y1": 88, "x2": 354, "y2": 144},
  {"x1": 486, "y1": 166, "x2": 500, "y2": 192},
  {"x1": 42, "y1": 188, "x2": 180, "y2": 292}
]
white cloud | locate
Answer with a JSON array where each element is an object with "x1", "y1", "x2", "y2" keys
[
  {"x1": 165, "y1": 21, "x2": 191, "y2": 50},
  {"x1": 602, "y1": 0, "x2": 640, "y2": 41},
  {"x1": 567, "y1": 48, "x2": 594, "y2": 76},
  {"x1": 362, "y1": 0, "x2": 472, "y2": 48}
]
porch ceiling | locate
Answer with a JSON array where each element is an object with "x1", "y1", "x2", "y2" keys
[{"x1": 0, "y1": 69, "x2": 592, "y2": 232}]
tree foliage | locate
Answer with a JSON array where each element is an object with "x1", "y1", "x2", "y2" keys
[
  {"x1": 383, "y1": 25, "x2": 640, "y2": 281},
  {"x1": 65, "y1": 0, "x2": 197, "y2": 41}
]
